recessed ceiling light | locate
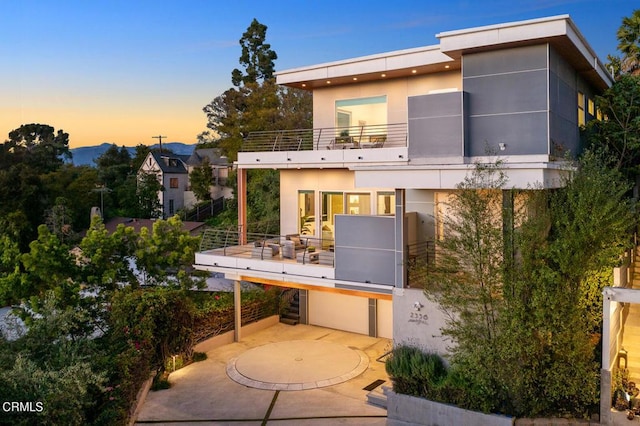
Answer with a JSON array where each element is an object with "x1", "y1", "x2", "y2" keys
[
  {"x1": 444, "y1": 65, "x2": 450, "y2": 69},
  {"x1": 302, "y1": 83, "x2": 306, "y2": 87},
  {"x1": 381, "y1": 73, "x2": 386, "y2": 77},
  {"x1": 326, "y1": 80, "x2": 331, "y2": 84},
  {"x1": 411, "y1": 69, "x2": 417, "y2": 74},
  {"x1": 353, "y1": 77, "x2": 358, "y2": 81}
]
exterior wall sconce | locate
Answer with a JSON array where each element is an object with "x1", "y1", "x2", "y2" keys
[
  {"x1": 414, "y1": 301, "x2": 423, "y2": 311},
  {"x1": 498, "y1": 143, "x2": 506, "y2": 151},
  {"x1": 618, "y1": 347, "x2": 628, "y2": 369}
]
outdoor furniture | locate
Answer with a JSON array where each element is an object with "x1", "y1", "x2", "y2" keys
[
  {"x1": 251, "y1": 243, "x2": 280, "y2": 259},
  {"x1": 362, "y1": 134, "x2": 386, "y2": 148},
  {"x1": 296, "y1": 250, "x2": 319, "y2": 264},
  {"x1": 318, "y1": 250, "x2": 334, "y2": 266}
]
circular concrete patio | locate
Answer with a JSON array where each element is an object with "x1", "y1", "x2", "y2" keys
[{"x1": 226, "y1": 339, "x2": 369, "y2": 391}]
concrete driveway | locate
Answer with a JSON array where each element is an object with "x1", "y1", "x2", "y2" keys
[{"x1": 134, "y1": 323, "x2": 391, "y2": 425}]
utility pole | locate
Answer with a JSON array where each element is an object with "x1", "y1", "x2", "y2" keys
[
  {"x1": 152, "y1": 135, "x2": 167, "y2": 152},
  {"x1": 91, "y1": 184, "x2": 112, "y2": 218}
]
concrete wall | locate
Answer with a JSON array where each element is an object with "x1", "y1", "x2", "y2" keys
[
  {"x1": 312, "y1": 72, "x2": 461, "y2": 128},
  {"x1": 387, "y1": 389, "x2": 514, "y2": 426},
  {"x1": 463, "y1": 44, "x2": 549, "y2": 157},
  {"x1": 309, "y1": 291, "x2": 369, "y2": 335},
  {"x1": 392, "y1": 288, "x2": 451, "y2": 357}
]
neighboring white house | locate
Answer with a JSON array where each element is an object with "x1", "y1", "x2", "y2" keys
[
  {"x1": 138, "y1": 149, "x2": 231, "y2": 218},
  {"x1": 194, "y1": 15, "x2": 612, "y2": 352}
]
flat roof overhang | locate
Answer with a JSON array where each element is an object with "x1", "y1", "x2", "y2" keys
[
  {"x1": 276, "y1": 15, "x2": 613, "y2": 92},
  {"x1": 276, "y1": 45, "x2": 459, "y2": 90}
]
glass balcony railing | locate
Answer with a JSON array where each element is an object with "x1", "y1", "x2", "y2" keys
[{"x1": 242, "y1": 123, "x2": 407, "y2": 152}]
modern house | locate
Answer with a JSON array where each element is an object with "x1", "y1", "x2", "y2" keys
[
  {"x1": 194, "y1": 15, "x2": 612, "y2": 352},
  {"x1": 139, "y1": 149, "x2": 231, "y2": 218}
]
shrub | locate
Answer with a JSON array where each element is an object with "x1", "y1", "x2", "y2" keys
[{"x1": 385, "y1": 346, "x2": 447, "y2": 398}]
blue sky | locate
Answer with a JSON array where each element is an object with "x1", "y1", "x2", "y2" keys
[{"x1": 0, "y1": 0, "x2": 635, "y2": 148}]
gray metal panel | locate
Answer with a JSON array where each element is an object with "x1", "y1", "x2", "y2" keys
[
  {"x1": 409, "y1": 92, "x2": 462, "y2": 118},
  {"x1": 465, "y1": 70, "x2": 547, "y2": 115},
  {"x1": 335, "y1": 215, "x2": 395, "y2": 286},
  {"x1": 548, "y1": 45, "x2": 587, "y2": 158},
  {"x1": 467, "y1": 112, "x2": 548, "y2": 156},
  {"x1": 463, "y1": 44, "x2": 548, "y2": 77},
  {"x1": 395, "y1": 189, "x2": 406, "y2": 289},
  {"x1": 463, "y1": 45, "x2": 550, "y2": 157},
  {"x1": 368, "y1": 298, "x2": 377, "y2": 337},
  {"x1": 549, "y1": 112, "x2": 580, "y2": 157},
  {"x1": 408, "y1": 92, "x2": 463, "y2": 158}
]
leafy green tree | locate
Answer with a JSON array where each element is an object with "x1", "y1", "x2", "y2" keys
[
  {"x1": 0, "y1": 293, "x2": 107, "y2": 426},
  {"x1": 424, "y1": 161, "x2": 510, "y2": 412},
  {"x1": 423, "y1": 151, "x2": 634, "y2": 417},
  {"x1": 44, "y1": 197, "x2": 75, "y2": 243},
  {"x1": 0, "y1": 164, "x2": 48, "y2": 249},
  {"x1": 190, "y1": 156, "x2": 214, "y2": 202},
  {"x1": 3, "y1": 123, "x2": 71, "y2": 172},
  {"x1": 43, "y1": 164, "x2": 100, "y2": 232},
  {"x1": 0, "y1": 235, "x2": 21, "y2": 304},
  {"x1": 79, "y1": 216, "x2": 138, "y2": 294},
  {"x1": 231, "y1": 18, "x2": 277, "y2": 87},
  {"x1": 586, "y1": 74, "x2": 640, "y2": 183},
  {"x1": 17, "y1": 225, "x2": 80, "y2": 312},
  {"x1": 135, "y1": 216, "x2": 205, "y2": 289},
  {"x1": 203, "y1": 19, "x2": 311, "y2": 161},
  {"x1": 136, "y1": 171, "x2": 163, "y2": 218},
  {"x1": 617, "y1": 9, "x2": 640, "y2": 75}
]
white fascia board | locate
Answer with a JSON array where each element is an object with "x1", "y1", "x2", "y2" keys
[
  {"x1": 353, "y1": 161, "x2": 573, "y2": 189},
  {"x1": 564, "y1": 20, "x2": 614, "y2": 87},
  {"x1": 437, "y1": 15, "x2": 571, "y2": 48},
  {"x1": 276, "y1": 45, "x2": 449, "y2": 85}
]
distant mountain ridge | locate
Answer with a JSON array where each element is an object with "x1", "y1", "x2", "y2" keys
[{"x1": 69, "y1": 142, "x2": 196, "y2": 166}]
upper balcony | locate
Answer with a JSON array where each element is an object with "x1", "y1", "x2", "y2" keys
[{"x1": 237, "y1": 123, "x2": 408, "y2": 169}]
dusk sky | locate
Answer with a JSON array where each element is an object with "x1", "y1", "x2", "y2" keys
[{"x1": 1, "y1": 1, "x2": 636, "y2": 148}]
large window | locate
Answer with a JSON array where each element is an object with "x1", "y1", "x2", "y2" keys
[
  {"x1": 298, "y1": 191, "x2": 315, "y2": 235},
  {"x1": 321, "y1": 192, "x2": 344, "y2": 229},
  {"x1": 335, "y1": 96, "x2": 387, "y2": 129},
  {"x1": 377, "y1": 192, "x2": 395, "y2": 215},
  {"x1": 577, "y1": 92, "x2": 585, "y2": 127},
  {"x1": 346, "y1": 193, "x2": 371, "y2": 215}
]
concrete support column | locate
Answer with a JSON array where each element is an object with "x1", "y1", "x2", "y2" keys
[
  {"x1": 237, "y1": 168, "x2": 247, "y2": 245},
  {"x1": 600, "y1": 288, "x2": 613, "y2": 425},
  {"x1": 234, "y1": 280, "x2": 242, "y2": 342},
  {"x1": 394, "y1": 189, "x2": 407, "y2": 288}
]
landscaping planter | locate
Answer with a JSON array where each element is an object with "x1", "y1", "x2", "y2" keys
[{"x1": 386, "y1": 389, "x2": 514, "y2": 426}]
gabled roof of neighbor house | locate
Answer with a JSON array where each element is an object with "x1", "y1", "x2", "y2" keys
[
  {"x1": 149, "y1": 151, "x2": 189, "y2": 174},
  {"x1": 185, "y1": 148, "x2": 229, "y2": 167}
]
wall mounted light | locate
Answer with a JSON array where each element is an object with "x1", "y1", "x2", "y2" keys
[{"x1": 498, "y1": 143, "x2": 506, "y2": 151}]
